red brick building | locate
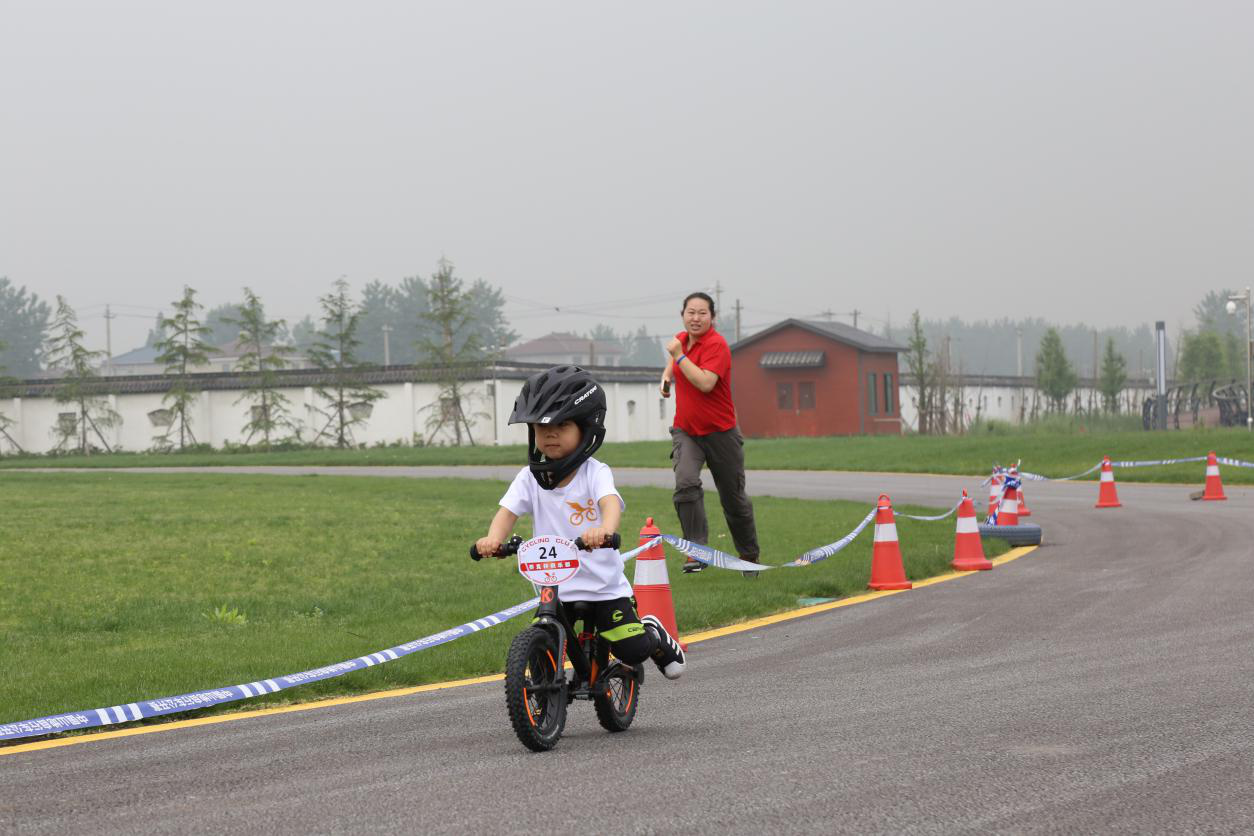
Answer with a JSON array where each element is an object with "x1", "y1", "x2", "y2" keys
[{"x1": 731, "y1": 319, "x2": 905, "y2": 437}]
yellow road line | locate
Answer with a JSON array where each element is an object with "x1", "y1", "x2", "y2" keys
[{"x1": 2, "y1": 544, "x2": 1038, "y2": 758}]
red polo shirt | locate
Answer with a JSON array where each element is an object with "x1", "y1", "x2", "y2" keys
[{"x1": 672, "y1": 326, "x2": 738, "y2": 436}]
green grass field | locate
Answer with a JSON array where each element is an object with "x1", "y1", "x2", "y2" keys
[
  {"x1": 0, "y1": 472, "x2": 1005, "y2": 730},
  {"x1": 5, "y1": 426, "x2": 1253, "y2": 483}
]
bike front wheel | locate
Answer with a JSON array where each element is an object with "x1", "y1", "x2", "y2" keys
[{"x1": 504, "y1": 626, "x2": 567, "y2": 752}]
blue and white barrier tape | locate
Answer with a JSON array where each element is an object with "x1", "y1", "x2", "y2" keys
[
  {"x1": 1217, "y1": 456, "x2": 1254, "y2": 469},
  {"x1": 1019, "y1": 462, "x2": 1101, "y2": 482},
  {"x1": 0, "y1": 596, "x2": 542, "y2": 742},
  {"x1": 0, "y1": 495, "x2": 1013, "y2": 743},
  {"x1": 895, "y1": 499, "x2": 964, "y2": 522},
  {"x1": 1110, "y1": 456, "x2": 1208, "y2": 469}
]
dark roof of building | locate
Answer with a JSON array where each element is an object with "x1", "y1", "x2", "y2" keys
[
  {"x1": 7, "y1": 361, "x2": 664, "y2": 398},
  {"x1": 110, "y1": 344, "x2": 161, "y2": 365},
  {"x1": 759, "y1": 350, "x2": 826, "y2": 369},
  {"x1": 733, "y1": 319, "x2": 905, "y2": 354},
  {"x1": 505, "y1": 332, "x2": 624, "y2": 358}
]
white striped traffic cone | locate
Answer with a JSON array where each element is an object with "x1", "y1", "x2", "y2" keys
[{"x1": 952, "y1": 490, "x2": 992, "y2": 571}]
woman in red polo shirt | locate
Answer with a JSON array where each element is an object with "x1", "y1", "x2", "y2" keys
[{"x1": 660, "y1": 292, "x2": 760, "y2": 576}]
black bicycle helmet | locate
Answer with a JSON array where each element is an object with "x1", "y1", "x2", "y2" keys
[{"x1": 509, "y1": 365, "x2": 607, "y2": 490}]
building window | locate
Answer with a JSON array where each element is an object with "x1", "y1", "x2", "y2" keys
[
  {"x1": 883, "y1": 373, "x2": 894, "y2": 414},
  {"x1": 798, "y1": 381, "x2": 815, "y2": 409},
  {"x1": 777, "y1": 382, "x2": 794, "y2": 410},
  {"x1": 867, "y1": 373, "x2": 878, "y2": 415},
  {"x1": 626, "y1": 400, "x2": 636, "y2": 417}
]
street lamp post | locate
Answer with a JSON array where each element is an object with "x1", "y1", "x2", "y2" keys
[{"x1": 1228, "y1": 286, "x2": 1253, "y2": 431}]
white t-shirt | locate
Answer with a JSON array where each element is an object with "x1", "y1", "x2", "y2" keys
[{"x1": 499, "y1": 457, "x2": 633, "y2": 602}]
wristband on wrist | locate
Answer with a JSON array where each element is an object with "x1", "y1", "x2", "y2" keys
[{"x1": 676, "y1": 354, "x2": 686, "y2": 364}]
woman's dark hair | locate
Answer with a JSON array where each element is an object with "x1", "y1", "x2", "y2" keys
[{"x1": 681, "y1": 292, "x2": 715, "y2": 318}]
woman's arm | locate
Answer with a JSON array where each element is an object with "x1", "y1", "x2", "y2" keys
[{"x1": 662, "y1": 338, "x2": 722, "y2": 393}]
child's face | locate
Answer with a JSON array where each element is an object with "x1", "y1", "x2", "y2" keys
[{"x1": 533, "y1": 420, "x2": 581, "y2": 460}]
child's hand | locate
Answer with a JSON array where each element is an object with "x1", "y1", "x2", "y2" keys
[
  {"x1": 581, "y1": 527, "x2": 614, "y2": 550},
  {"x1": 476, "y1": 536, "x2": 505, "y2": 559}
]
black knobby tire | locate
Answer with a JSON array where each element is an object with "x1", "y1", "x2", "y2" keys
[
  {"x1": 504, "y1": 626, "x2": 567, "y2": 752},
  {"x1": 593, "y1": 662, "x2": 644, "y2": 733},
  {"x1": 978, "y1": 522, "x2": 1043, "y2": 546}
]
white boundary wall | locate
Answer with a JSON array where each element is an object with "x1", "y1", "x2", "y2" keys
[{"x1": 0, "y1": 377, "x2": 676, "y2": 454}]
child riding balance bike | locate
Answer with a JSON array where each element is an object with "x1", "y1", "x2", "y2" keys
[{"x1": 473, "y1": 365, "x2": 686, "y2": 751}]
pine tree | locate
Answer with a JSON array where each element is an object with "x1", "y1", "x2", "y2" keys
[
  {"x1": 416, "y1": 259, "x2": 484, "y2": 445},
  {"x1": 1099, "y1": 337, "x2": 1128, "y2": 413},
  {"x1": 1035, "y1": 328, "x2": 1078, "y2": 413},
  {"x1": 44, "y1": 296, "x2": 120, "y2": 454},
  {"x1": 308, "y1": 278, "x2": 382, "y2": 447},
  {"x1": 225, "y1": 289, "x2": 295, "y2": 448},
  {"x1": 153, "y1": 286, "x2": 214, "y2": 450}
]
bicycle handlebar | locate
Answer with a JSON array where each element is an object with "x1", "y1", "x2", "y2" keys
[{"x1": 469, "y1": 532, "x2": 620, "y2": 561}]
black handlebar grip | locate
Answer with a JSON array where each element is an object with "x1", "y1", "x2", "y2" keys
[
  {"x1": 573, "y1": 533, "x2": 621, "y2": 551},
  {"x1": 470, "y1": 535, "x2": 525, "y2": 562}
]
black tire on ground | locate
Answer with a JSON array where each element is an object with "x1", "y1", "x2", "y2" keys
[
  {"x1": 979, "y1": 522, "x2": 1043, "y2": 547},
  {"x1": 504, "y1": 626, "x2": 567, "y2": 752},
  {"x1": 593, "y1": 662, "x2": 644, "y2": 733}
]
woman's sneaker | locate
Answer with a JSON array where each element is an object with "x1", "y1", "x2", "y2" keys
[{"x1": 641, "y1": 615, "x2": 686, "y2": 680}]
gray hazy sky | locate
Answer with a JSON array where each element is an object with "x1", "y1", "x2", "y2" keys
[{"x1": 2, "y1": 0, "x2": 1251, "y2": 355}]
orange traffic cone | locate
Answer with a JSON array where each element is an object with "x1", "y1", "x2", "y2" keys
[
  {"x1": 1012, "y1": 467, "x2": 1032, "y2": 516},
  {"x1": 987, "y1": 469, "x2": 1003, "y2": 519},
  {"x1": 952, "y1": 490, "x2": 992, "y2": 571},
  {"x1": 869, "y1": 494, "x2": 912, "y2": 590},
  {"x1": 632, "y1": 518, "x2": 685, "y2": 649},
  {"x1": 998, "y1": 478, "x2": 1021, "y2": 526},
  {"x1": 1202, "y1": 451, "x2": 1227, "y2": 501},
  {"x1": 1095, "y1": 456, "x2": 1122, "y2": 508}
]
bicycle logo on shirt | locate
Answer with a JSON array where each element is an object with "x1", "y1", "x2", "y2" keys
[{"x1": 566, "y1": 499, "x2": 598, "y2": 526}]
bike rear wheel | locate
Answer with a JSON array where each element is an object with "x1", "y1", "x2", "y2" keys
[
  {"x1": 504, "y1": 626, "x2": 567, "y2": 751},
  {"x1": 594, "y1": 662, "x2": 644, "y2": 733}
]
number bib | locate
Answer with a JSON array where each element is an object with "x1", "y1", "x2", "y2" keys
[{"x1": 517, "y1": 536, "x2": 581, "y2": 586}]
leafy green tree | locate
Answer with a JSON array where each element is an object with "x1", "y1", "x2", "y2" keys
[
  {"x1": 357, "y1": 280, "x2": 400, "y2": 365},
  {"x1": 0, "y1": 340, "x2": 22, "y2": 453},
  {"x1": 417, "y1": 259, "x2": 486, "y2": 445},
  {"x1": 308, "y1": 279, "x2": 382, "y2": 447},
  {"x1": 0, "y1": 277, "x2": 52, "y2": 376},
  {"x1": 1193, "y1": 289, "x2": 1243, "y2": 338},
  {"x1": 468, "y1": 278, "x2": 518, "y2": 355},
  {"x1": 144, "y1": 311, "x2": 168, "y2": 348},
  {"x1": 904, "y1": 311, "x2": 935, "y2": 433},
  {"x1": 44, "y1": 297, "x2": 120, "y2": 454},
  {"x1": 1179, "y1": 331, "x2": 1226, "y2": 382},
  {"x1": 203, "y1": 303, "x2": 245, "y2": 347},
  {"x1": 1099, "y1": 337, "x2": 1128, "y2": 413},
  {"x1": 290, "y1": 315, "x2": 319, "y2": 354},
  {"x1": 225, "y1": 289, "x2": 295, "y2": 448},
  {"x1": 1035, "y1": 327, "x2": 1078, "y2": 413},
  {"x1": 153, "y1": 287, "x2": 215, "y2": 450},
  {"x1": 623, "y1": 324, "x2": 662, "y2": 366}
]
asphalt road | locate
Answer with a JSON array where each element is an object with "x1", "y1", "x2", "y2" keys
[{"x1": 4, "y1": 468, "x2": 1253, "y2": 834}]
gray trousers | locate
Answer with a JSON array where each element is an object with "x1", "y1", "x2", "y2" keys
[{"x1": 670, "y1": 426, "x2": 759, "y2": 561}]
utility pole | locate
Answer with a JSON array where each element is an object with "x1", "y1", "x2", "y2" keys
[
  {"x1": 817, "y1": 308, "x2": 835, "y2": 322},
  {"x1": 104, "y1": 305, "x2": 114, "y2": 376},
  {"x1": 381, "y1": 324, "x2": 392, "y2": 366},
  {"x1": 851, "y1": 309, "x2": 861, "y2": 330},
  {"x1": 1016, "y1": 327, "x2": 1023, "y2": 377},
  {"x1": 734, "y1": 298, "x2": 743, "y2": 343},
  {"x1": 713, "y1": 281, "x2": 724, "y2": 316}
]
